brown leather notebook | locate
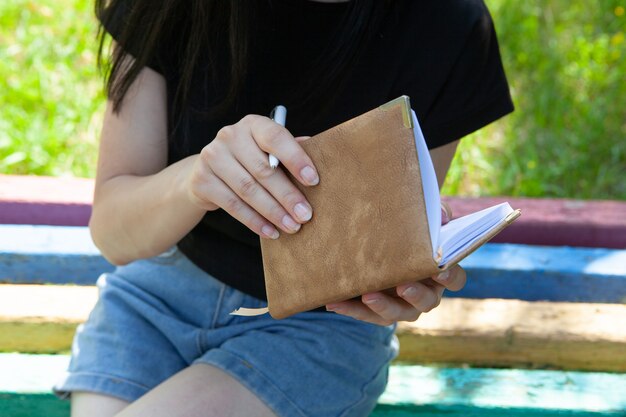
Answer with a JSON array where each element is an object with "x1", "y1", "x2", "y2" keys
[{"x1": 247, "y1": 96, "x2": 520, "y2": 319}]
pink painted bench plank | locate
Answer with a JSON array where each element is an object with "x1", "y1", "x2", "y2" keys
[
  {"x1": 1, "y1": 175, "x2": 624, "y2": 248},
  {"x1": 445, "y1": 196, "x2": 626, "y2": 249},
  {"x1": 0, "y1": 175, "x2": 93, "y2": 227}
]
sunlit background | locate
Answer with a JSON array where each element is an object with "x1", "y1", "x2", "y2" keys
[
  {"x1": 1, "y1": 0, "x2": 625, "y2": 199},
  {"x1": 1, "y1": 2, "x2": 625, "y2": 416}
]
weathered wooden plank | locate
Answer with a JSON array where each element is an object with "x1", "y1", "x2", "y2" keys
[
  {"x1": 0, "y1": 285, "x2": 96, "y2": 353},
  {"x1": 379, "y1": 365, "x2": 626, "y2": 413},
  {"x1": 0, "y1": 394, "x2": 70, "y2": 417},
  {"x1": 1, "y1": 225, "x2": 625, "y2": 302},
  {"x1": 395, "y1": 299, "x2": 626, "y2": 372},
  {"x1": 0, "y1": 354, "x2": 69, "y2": 393},
  {"x1": 0, "y1": 225, "x2": 113, "y2": 285},
  {"x1": 445, "y1": 196, "x2": 626, "y2": 249},
  {"x1": 1, "y1": 397, "x2": 619, "y2": 417},
  {"x1": 2, "y1": 285, "x2": 625, "y2": 372},
  {"x1": 1, "y1": 354, "x2": 624, "y2": 415},
  {"x1": 448, "y1": 243, "x2": 626, "y2": 303},
  {"x1": 372, "y1": 404, "x2": 623, "y2": 416},
  {"x1": 0, "y1": 175, "x2": 92, "y2": 227},
  {"x1": 2, "y1": 175, "x2": 626, "y2": 248}
]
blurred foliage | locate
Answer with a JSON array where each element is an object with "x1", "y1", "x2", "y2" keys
[
  {"x1": 1, "y1": 0, "x2": 625, "y2": 199},
  {"x1": 0, "y1": 0, "x2": 103, "y2": 177},
  {"x1": 443, "y1": 0, "x2": 626, "y2": 199}
]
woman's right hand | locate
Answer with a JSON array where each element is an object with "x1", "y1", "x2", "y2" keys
[{"x1": 185, "y1": 115, "x2": 319, "y2": 239}]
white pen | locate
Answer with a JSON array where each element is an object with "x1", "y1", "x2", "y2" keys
[{"x1": 268, "y1": 105, "x2": 287, "y2": 169}]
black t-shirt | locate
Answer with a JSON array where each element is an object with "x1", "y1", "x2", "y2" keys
[{"x1": 100, "y1": 0, "x2": 513, "y2": 301}]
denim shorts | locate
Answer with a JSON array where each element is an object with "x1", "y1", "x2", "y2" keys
[{"x1": 54, "y1": 247, "x2": 399, "y2": 417}]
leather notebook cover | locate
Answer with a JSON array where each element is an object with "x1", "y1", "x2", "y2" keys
[{"x1": 259, "y1": 97, "x2": 518, "y2": 319}]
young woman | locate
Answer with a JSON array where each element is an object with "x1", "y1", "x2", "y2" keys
[{"x1": 54, "y1": 1, "x2": 513, "y2": 416}]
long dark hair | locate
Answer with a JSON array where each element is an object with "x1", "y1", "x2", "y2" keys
[{"x1": 96, "y1": 0, "x2": 390, "y2": 141}]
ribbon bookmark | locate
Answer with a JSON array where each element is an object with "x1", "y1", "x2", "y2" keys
[{"x1": 230, "y1": 306, "x2": 269, "y2": 316}]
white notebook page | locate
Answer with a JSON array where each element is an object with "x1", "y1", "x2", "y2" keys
[
  {"x1": 411, "y1": 110, "x2": 441, "y2": 259},
  {"x1": 410, "y1": 110, "x2": 514, "y2": 265},
  {"x1": 438, "y1": 202, "x2": 514, "y2": 265}
]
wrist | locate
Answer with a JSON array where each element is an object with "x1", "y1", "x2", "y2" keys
[{"x1": 180, "y1": 154, "x2": 219, "y2": 212}]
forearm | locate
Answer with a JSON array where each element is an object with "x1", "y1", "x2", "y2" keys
[
  {"x1": 89, "y1": 155, "x2": 206, "y2": 265},
  {"x1": 429, "y1": 140, "x2": 459, "y2": 189}
]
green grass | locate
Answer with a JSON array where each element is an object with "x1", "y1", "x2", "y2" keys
[
  {"x1": 0, "y1": 0, "x2": 103, "y2": 177},
  {"x1": 1, "y1": 0, "x2": 625, "y2": 199},
  {"x1": 442, "y1": 0, "x2": 626, "y2": 200}
]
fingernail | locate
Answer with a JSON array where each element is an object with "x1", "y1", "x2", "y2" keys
[
  {"x1": 326, "y1": 304, "x2": 341, "y2": 312},
  {"x1": 294, "y1": 203, "x2": 312, "y2": 222},
  {"x1": 363, "y1": 297, "x2": 381, "y2": 305},
  {"x1": 262, "y1": 225, "x2": 279, "y2": 239},
  {"x1": 441, "y1": 208, "x2": 450, "y2": 224},
  {"x1": 437, "y1": 270, "x2": 450, "y2": 282},
  {"x1": 282, "y1": 215, "x2": 301, "y2": 232},
  {"x1": 300, "y1": 166, "x2": 319, "y2": 185},
  {"x1": 402, "y1": 287, "x2": 417, "y2": 298}
]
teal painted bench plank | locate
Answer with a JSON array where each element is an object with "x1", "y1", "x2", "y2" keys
[
  {"x1": 0, "y1": 394, "x2": 69, "y2": 417},
  {"x1": 1, "y1": 395, "x2": 622, "y2": 417},
  {"x1": 379, "y1": 366, "x2": 626, "y2": 413},
  {"x1": 1, "y1": 354, "x2": 624, "y2": 416},
  {"x1": 372, "y1": 405, "x2": 625, "y2": 416},
  {"x1": 1, "y1": 225, "x2": 625, "y2": 303}
]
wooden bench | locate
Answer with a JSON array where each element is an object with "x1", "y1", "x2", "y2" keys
[
  {"x1": 2, "y1": 353, "x2": 625, "y2": 417},
  {"x1": 2, "y1": 174, "x2": 626, "y2": 248},
  {"x1": 2, "y1": 282, "x2": 626, "y2": 372},
  {"x1": 2, "y1": 174, "x2": 626, "y2": 416},
  {"x1": 2, "y1": 224, "x2": 625, "y2": 303}
]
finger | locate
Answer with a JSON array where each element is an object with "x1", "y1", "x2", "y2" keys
[
  {"x1": 326, "y1": 299, "x2": 398, "y2": 326},
  {"x1": 394, "y1": 281, "x2": 442, "y2": 313},
  {"x1": 197, "y1": 168, "x2": 280, "y2": 240},
  {"x1": 361, "y1": 291, "x2": 423, "y2": 322},
  {"x1": 410, "y1": 278, "x2": 446, "y2": 300},
  {"x1": 207, "y1": 149, "x2": 301, "y2": 234},
  {"x1": 247, "y1": 116, "x2": 319, "y2": 186},
  {"x1": 441, "y1": 208, "x2": 449, "y2": 224},
  {"x1": 229, "y1": 134, "x2": 313, "y2": 224},
  {"x1": 294, "y1": 135, "x2": 311, "y2": 142},
  {"x1": 432, "y1": 265, "x2": 467, "y2": 292},
  {"x1": 441, "y1": 201, "x2": 452, "y2": 225}
]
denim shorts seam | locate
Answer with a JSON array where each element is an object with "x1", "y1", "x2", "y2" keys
[
  {"x1": 61, "y1": 370, "x2": 153, "y2": 390},
  {"x1": 196, "y1": 328, "x2": 206, "y2": 357},
  {"x1": 53, "y1": 370, "x2": 152, "y2": 403},
  {"x1": 210, "y1": 283, "x2": 227, "y2": 329}
]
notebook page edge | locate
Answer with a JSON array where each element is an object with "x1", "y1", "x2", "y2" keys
[
  {"x1": 411, "y1": 110, "x2": 441, "y2": 259},
  {"x1": 439, "y1": 202, "x2": 514, "y2": 265}
]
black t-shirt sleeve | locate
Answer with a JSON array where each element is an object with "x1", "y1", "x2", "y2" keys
[
  {"x1": 418, "y1": 5, "x2": 514, "y2": 148},
  {"x1": 96, "y1": 0, "x2": 165, "y2": 74}
]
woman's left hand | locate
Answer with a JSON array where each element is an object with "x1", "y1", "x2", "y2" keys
[
  {"x1": 325, "y1": 266, "x2": 466, "y2": 326},
  {"x1": 325, "y1": 203, "x2": 467, "y2": 326}
]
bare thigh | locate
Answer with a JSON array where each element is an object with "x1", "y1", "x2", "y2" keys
[
  {"x1": 71, "y1": 392, "x2": 130, "y2": 417},
  {"x1": 71, "y1": 364, "x2": 277, "y2": 417},
  {"x1": 70, "y1": 363, "x2": 278, "y2": 417}
]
